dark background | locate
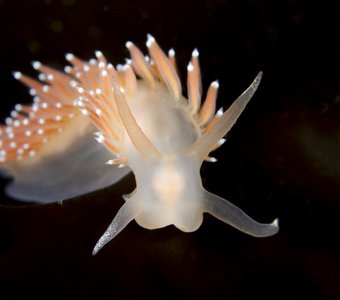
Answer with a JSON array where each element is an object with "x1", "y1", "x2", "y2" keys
[{"x1": 0, "y1": 0, "x2": 339, "y2": 299}]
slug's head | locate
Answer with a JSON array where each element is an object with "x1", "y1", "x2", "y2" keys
[{"x1": 131, "y1": 153, "x2": 204, "y2": 232}]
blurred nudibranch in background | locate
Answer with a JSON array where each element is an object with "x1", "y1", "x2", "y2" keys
[{"x1": 0, "y1": 55, "x2": 130, "y2": 202}]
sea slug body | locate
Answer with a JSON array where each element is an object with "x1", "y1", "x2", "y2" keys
[{"x1": 67, "y1": 35, "x2": 279, "y2": 254}]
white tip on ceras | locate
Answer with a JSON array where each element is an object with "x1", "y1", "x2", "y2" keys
[
  {"x1": 7, "y1": 132, "x2": 14, "y2": 139},
  {"x1": 65, "y1": 53, "x2": 74, "y2": 62},
  {"x1": 42, "y1": 85, "x2": 49, "y2": 93},
  {"x1": 29, "y1": 150, "x2": 36, "y2": 157},
  {"x1": 76, "y1": 99, "x2": 84, "y2": 107},
  {"x1": 98, "y1": 62, "x2": 105, "y2": 69},
  {"x1": 105, "y1": 159, "x2": 115, "y2": 165},
  {"x1": 146, "y1": 34, "x2": 155, "y2": 48},
  {"x1": 13, "y1": 71, "x2": 22, "y2": 80},
  {"x1": 125, "y1": 58, "x2": 132, "y2": 66},
  {"x1": 106, "y1": 159, "x2": 124, "y2": 166},
  {"x1": 17, "y1": 148, "x2": 24, "y2": 155},
  {"x1": 107, "y1": 63, "x2": 114, "y2": 70},
  {"x1": 32, "y1": 61, "x2": 42, "y2": 70},
  {"x1": 89, "y1": 59, "x2": 97, "y2": 65},
  {"x1": 94, "y1": 131, "x2": 105, "y2": 143},
  {"x1": 5, "y1": 117, "x2": 13, "y2": 125},
  {"x1": 38, "y1": 118, "x2": 45, "y2": 125},
  {"x1": 38, "y1": 73, "x2": 46, "y2": 81},
  {"x1": 218, "y1": 138, "x2": 227, "y2": 146},
  {"x1": 216, "y1": 107, "x2": 224, "y2": 117},
  {"x1": 54, "y1": 115, "x2": 62, "y2": 121},
  {"x1": 187, "y1": 62, "x2": 194, "y2": 72},
  {"x1": 192, "y1": 48, "x2": 199, "y2": 57},
  {"x1": 64, "y1": 66, "x2": 72, "y2": 73},
  {"x1": 95, "y1": 108, "x2": 102, "y2": 116},
  {"x1": 116, "y1": 64, "x2": 124, "y2": 72},
  {"x1": 211, "y1": 80, "x2": 219, "y2": 89},
  {"x1": 83, "y1": 64, "x2": 90, "y2": 72},
  {"x1": 81, "y1": 109, "x2": 89, "y2": 116},
  {"x1": 41, "y1": 102, "x2": 48, "y2": 109},
  {"x1": 206, "y1": 157, "x2": 218, "y2": 163},
  {"x1": 95, "y1": 135, "x2": 104, "y2": 144},
  {"x1": 5, "y1": 126, "x2": 13, "y2": 133},
  {"x1": 168, "y1": 48, "x2": 175, "y2": 57},
  {"x1": 37, "y1": 129, "x2": 44, "y2": 135},
  {"x1": 55, "y1": 102, "x2": 62, "y2": 109},
  {"x1": 14, "y1": 107, "x2": 21, "y2": 114},
  {"x1": 70, "y1": 80, "x2": 78, "y2": 88},
  {"x1": 125, "y1": 41, "x2": 133, "y2": 49},
  {"x1": 10, "y1": 110, "x2": 18, "y2": 118},
  {"x1": 76, "y1": 87, "x2": 84, "y2": 94},
  {"x1": 95, "y1": 50, "x2": 103, "y2": 59}
]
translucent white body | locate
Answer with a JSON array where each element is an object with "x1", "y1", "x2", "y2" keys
[{"x1": 80, "y1": 36, "x2": 279, "y2": 255}]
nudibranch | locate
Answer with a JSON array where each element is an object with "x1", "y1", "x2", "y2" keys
[
  {"x1": 65, "y1": 34, "x2": 279, "y2": 255},
  {"x1": 0, "y1": 59, "x2": 130, "y2": 202}
]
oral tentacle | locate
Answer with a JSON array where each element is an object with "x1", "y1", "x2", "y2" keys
[{"x1": 203, "y1": 190, "x2": 279, "y2": 237}]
